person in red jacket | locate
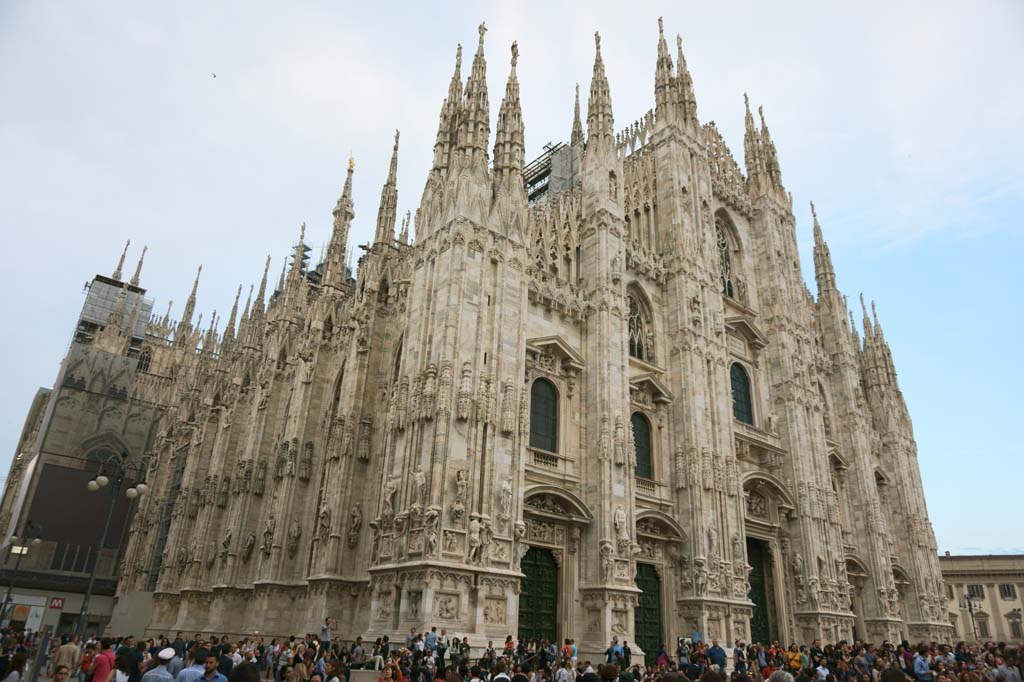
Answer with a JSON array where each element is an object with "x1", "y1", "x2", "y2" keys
[{"x1": 91, "y1": 640, "x2": 116, "y2": 682}]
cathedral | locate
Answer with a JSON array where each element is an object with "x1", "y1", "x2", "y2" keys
[{"x1": 5, "y1": 19, "x2": 954, "y2": 654}]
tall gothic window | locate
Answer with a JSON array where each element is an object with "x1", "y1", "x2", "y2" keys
[
  {"x1": 137, "y1": 349, "x2": 152, "y2": 373},
  {"x1": 730, "y1": 363, "x2": 754, "y2": 425},
  {"x1": 529, "y1": 379, "x2": 559, "y2": 453},
  {"x1": 632, "y1": 412, "x2": 653, "y2": 479},
  {"x1": 628, "y1": 294, "x2": 654, "y2": 363},
  {"x1": 716, "y1": 216, "x2": 735, "y2": 299}
]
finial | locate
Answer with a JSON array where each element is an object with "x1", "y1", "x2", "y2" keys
[
  {"x1": 758, "y1": 104, "x2": 767, "y2": 129},
  {"x1": 871, "y1": 300, "x2": 879, "y2": 325},
  {"x1": 394, "y1": 129, "x2": 400, "y2": 148},
  {"x1": 112, "y1": 239, "x2": 130, "y2": 280},
  {"x1": 677, "y1": 34, "x2": 683, "y2": 53},
  {"x1": 658, "y1": 17, "x2": 664, "y2": 36},
  {"x1": 129, "y1": 245, "x2": 148, "y2": 287},
  {"x1": 810, "y1": 201, "x2": 818, "y2": 221},
  {"x1": 348, "y1": 153, "x2": 355, "y2": 171},
  {"x1": 595, "y1": 31, "x2": 601, "y2": 52},
  {"x1": 478, "y1": 22, "x2": 487, "y2": 46},
  {"x1": 299, "y1": 221, "x2": 306, "y2": 243},
  {"x1": 455, "y1": 43, "x2": 462, "y2": 70},
  {"x1": 511, "y1": 41, "x2": 518, "y2": 69},
  {"x1": 744, "y1": 93, "x2": 750, "y2": 110}
]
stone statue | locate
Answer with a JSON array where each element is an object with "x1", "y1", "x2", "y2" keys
[
  {"x1": 613, "y1": 506, "x2": 630, "y2": 551},
  {"x1": 381, "y1": 478, "x2": 397, "y2": 522},
  {"x1": 452, "y1": 469, "x2": 468, "y2": 521},
  {"x1": 600, "y1": 541, "x2": 616, "y2": 582},
  {"x1": 347, "y1": 503, "x2": 362, "y2": 548},
  {"x1": 242, "y1": 532, "x2": 255, "y2": 562},
  {"x1": 731, "y1": 532, "x2": 744, "y2": 562},
  {"x1": 412, "y1": 466, "x2": 427, "y2": 507},
  {"x1": 261, "y1": 514, "x2": 276, "y2": 555},
  {"x1": 287, "y1": 517, "x2": 302, "y2": 557},
  {"x1": 424, "y1": 507, "x2": 439, "y2": 556},
  {"x1": 707, "y1": 526, "x2": 720, "y2": 564},
  {"x1": 468, "y1": 517, "x2": 483, "y2": 564},
  {"x1": 498, "y1": 476, "x2": 513, "y2": 521},
  {"x1": 318, "y1": 503, "x2": 331, "y2": 539}
]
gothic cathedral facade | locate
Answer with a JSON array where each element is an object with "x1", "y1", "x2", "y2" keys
[{"x1": 96, "y1": 21, "x2": 952, "y2": 650}]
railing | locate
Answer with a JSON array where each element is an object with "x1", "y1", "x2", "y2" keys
[
  {"x1": 636, "y1": 477, "x2": 657, "y2": 496},
  {"x1": 531, "y1": 450, "x2": 559, "y2": 469}
]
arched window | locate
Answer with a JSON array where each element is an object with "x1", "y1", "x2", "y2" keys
[
  {"x1": 632, "y1": 412, "x2": 653, "y2": 479},
  {"x1": 137, "y1": 349, "x2": 151, "y2": 373},
  {"x1": 529, "y1": 379, "x2": 559, "y2": 453},
  {"x1": 730, "y1": 363, "x2": 754, "y2": 424},
  {"x1": 627, "y1": 294, "x2": 654, "y2": 363}
]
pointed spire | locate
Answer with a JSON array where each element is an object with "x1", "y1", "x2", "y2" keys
[
  {"x1": 743, "y1": 93, "x2": 763, "y2": 184},
  {"x1": 871, "y1": 300, "x2": 884, "y2": 338},
  {"x1": 654, "y1": 17, "x2": 675, "y2": 122},
  {"x1": 255, "y1": 255, "x2": 271, "y2": 313},
  {"x1": 570, "y1": 83, "x2": 583, "y2": 148},
  {"x1": 326, "y1": 156, "x2": 355, "y2": 289},
  {"x1": 493, "y1": 41, "x2": 525, "y2": 184},
  {"x1": 399, "y1": 210, "x2": 411, "y2": 245},
  {"x1": 859, "y1": 293, "x2": 872, "y2": 340},
  {"x1": 430, "y1": 44, "x2": 463, "y2": 173},
  {"x1": 277, "y1": 259, "x2": 286, "y2": 293},
  {"x1": 456, "y1": 23, "x2": 491, "y2": 159},
  {"x1": 374, "y1": 131, "x2": 400, "y2": 245},
  {"x1": 675, "y1": 33, "x2": 698, "y2": 124},
  {"x1": 129, "y1": 245, "x2": 147, "y2": 287},
  {"x1": 811, "y1": 201, "x2": 836, "y2": 294},
  {"x1": 289, "y1": 223, "x2": 307, "y2": 281},
  {"x1": 179, "y1": 264, "x2": 202, "y2": 332},
  {"x1": 112, "y1": 240, "x2": 130, "y2": 281},
  {"x1": 222, "y1": 284, "x2": 242, "y2": 347},
  {"x1": 586, "y1": 31, "x2": 615, "y2": 152},
  {"x1": 758, "y1": 104, "x2": 784, "y2": 189}
]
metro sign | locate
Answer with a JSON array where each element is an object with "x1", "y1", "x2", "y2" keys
[{"x1": 48, "y1": 598, "x2": 64, "y2": 609}]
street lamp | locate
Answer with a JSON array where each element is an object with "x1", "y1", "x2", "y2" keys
[
  {"x1": 75, "y1": 450, "x2": 149, "y2": 637},
  {"x1": 2, "y1": 520, "x2": 43, "y2": 625},
  {"x1": 960, "y1": 592, "x2": 980, "y2": 641}
]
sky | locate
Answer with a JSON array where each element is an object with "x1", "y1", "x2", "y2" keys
[{"x1": 1, "y1": 1, "x2": 1021, "y2": 554}]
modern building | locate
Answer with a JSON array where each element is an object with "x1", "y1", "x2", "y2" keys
[
  {"x1": 4, "y1": 19, "x2": 954, "y2": 652},
  {"x1": 0, "y1": 251, "x2": 163, "y2": 636},
  {"x1": 940, "y1": 553, "x2": 1024, "y2": 643}
]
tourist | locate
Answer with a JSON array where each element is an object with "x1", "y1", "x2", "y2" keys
[
  {"x1": 708, "y1": 642, "x2": 727, "y2": 672},
  {"x1": 79, "y1": 643, "x2": 98, "y2": 682},
  {"x1": 55, "y1": 636, "x2": 81, "y2": 675},
  {"x1": 177, "y1": 648, "x2": 211, "y2": 682},
  {"x1": 142, "y1": 648, "x2": 178, "y2": 682},
  {"x1": 1, "y1": 654, "x2": 26, "y2": 682},
  {"x1": 55, "y1": 664, "x2": 74, "y2": 682},
  {"x1": 94, "y1": 640, "x2": 118, "y2": 682}
]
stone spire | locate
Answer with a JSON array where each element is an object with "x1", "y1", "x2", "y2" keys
[
  {"x1": 432, "y1": 44, "x2": 463, "y2": 172},
  {"x1": 493, "y1": 42, "x2": 524, "y2": 185},
  {"x1": 289, "y1": 222, "x2": 307, "y2": 283},
  {"x1": 585, "y1": 31, "x2": 615, "y2": 153},
  {"x1": 94, "y1": 285, "x2": 132, "y2": 354},
  {"x1": 254, "y1": 255, "x2": 271, "y2": 315},
  {"x1": 743, "y1": 94, "x2": 764, "y2": 186},
  {"x1": 457, "y1": 23, "x2": 491, "y2": 161},
  {"x1": 112, "y1": 240, "x2": 130, "y2": 281},
  {"x1": 675, "y1": 33, "x2": 698, "y2": 124},
  {"x1": 222, "y1": 284, "x2": 242, "y2": 347},
  {"x1": 399, "y1": 210, "x2": 411, "y2": 245},
  {"x1": 374, "y1": 132, "x2": 400, "y2": 246},
  {"x1": 811, "y1": 202, "x2": 836, "y2": 294},
  {"x1": 654, "y1": 17, "x2": 675, "y2": 122},
  {"x1": 570, "y1": 83, "x2": 583, "y2": 148},
  {"x1": 325, "y1": 155, "x2": 355, "y2": 289},
  {"x1": 177, "y1": 265, "x2": 202, "y2": 341},
  {"x1": 759, "y1": 104, "x2": 784, "y2": 189},
  {"x1": 129, "y1": 245, "x2": 147, "y2": 287}
]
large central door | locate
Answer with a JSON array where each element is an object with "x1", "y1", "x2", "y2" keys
[
  {"x1": 747, "y1": 538, "x2": 771, "y2": 644},
  {"x1": 518, "y1": 546, "x2": 558, "y2": 645},
  {"x1": 634, "y1": 563, "x2": 663, "y2": 664}
]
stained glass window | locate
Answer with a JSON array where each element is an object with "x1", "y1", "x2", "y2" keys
[
  {"x1": 529, "y1": 379, "x2": 559, "y2": 453},
  {"x1": 731, "y1": 363, "x2": 754, "y2": 424},
  {"x1": 632, "y1": 412, "x2": 653, "y2": 479}
]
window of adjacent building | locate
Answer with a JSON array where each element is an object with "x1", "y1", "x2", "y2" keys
[
  {"x1": 632, "y1": 412, "x2": 653, "y2": 480},
  {"x1": 731, "y1": 363, "x2": 754, "y2": 425},
  {"x1": 529, "y1": 378, "x2": 559, "y2": 454},
  {"x1": 999, "y1": 584, "x2": 1017, "y2": 600},
  {"x1": 977, "y1": 617, "x2": 991, "y2": 639},
  {"x1": 1010, "y1": 616, "x2": 1023, "y2": 640},
  {"x1": 967, "y1": 584, "x2": 985, "y2": 600},
  {"x1": 627, "y1": 294, "x2": 654, "y2": 363},
  {"x1": 137, "y1": 349, "x2": 152, "y2": 373}
]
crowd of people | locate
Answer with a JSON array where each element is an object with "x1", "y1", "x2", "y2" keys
[{"x1": 0, "y1": 626, "x2": 1019, "y2": 682}]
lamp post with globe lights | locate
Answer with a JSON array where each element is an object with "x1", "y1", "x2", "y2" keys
[
  {"x1": 75, "y1": 450, "x2": 150, "y2": 637},
  {"x1": 2, "y1": 519, "x2": 43, "y2": 625}
]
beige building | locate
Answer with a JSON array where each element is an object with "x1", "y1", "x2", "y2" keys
[
  {"x1": 940, "y1": 553, "x2": 1024, "y2": 643},
  {"x1": 4, "y1": 19, "x2": 954, "y2": 654}
]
